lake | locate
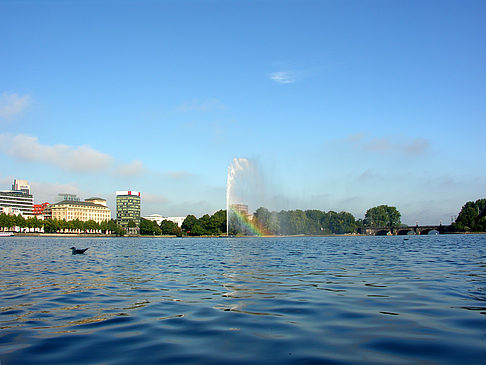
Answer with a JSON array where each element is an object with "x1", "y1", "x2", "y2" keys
[{"x1": 1, "y1": 235, "x2": 485, "y2": 364}]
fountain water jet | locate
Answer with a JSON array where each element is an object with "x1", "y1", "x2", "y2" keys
[{"x1": 226, "y1": 157, "x2": 266, "y2": 235}]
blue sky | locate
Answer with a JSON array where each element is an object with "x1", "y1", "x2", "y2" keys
[{"x1": 1, "y1": 0, "x2": 485, "y2": 224}]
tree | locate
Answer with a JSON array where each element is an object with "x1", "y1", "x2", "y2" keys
[
  {"x1": 128, "y1": 220, "x2": 137, "y2": 228},
  {"x1": 15, "y1": 214, "x2": 26, "y2": 229},
  {"x1": 107, "y1": 219, "x2": 125, "y2": 236},
  {"x1": 190, "y1": 223, "x2": 206, "y2": 236},
  {"x1": 364, "y1": 205, "x2": 401, "y2": 228},
  {"x1": 208, "y1": 209, "x2": 226, "y2": 235},
  {"x1": 182, "y1": 215, "x2": 198, "y2": 233},
  {"x1": 140, "y1": 218, "x2": 161, "y2": 235},
  {"x1": 160, "y1": 220, "x2": 181, "y2": 236},
  {"x1": 452, "y1": 199, "x2": 486, "y2": 232},
  {"x1": 0, "y1": 213, "x2": 15, "y2": 231},
  {"x1": 198, "y1": 214, "x2": 211, "y2": 234},
  {"x1": 43, "y1": 218, "x2": 60, "y2": 233}
]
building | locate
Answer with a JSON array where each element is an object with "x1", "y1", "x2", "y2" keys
[
  {"x1": 142, "y1": 214, "x2": 186, "y2": 227},
  {"x1": 51, "y1": 197, "x2": 111, "y2": 223},
  {"x1": 1, "y1": 206, "x2": 23, "y2": 216},
  {"x1": 116, "y1": 191, "x2": 141, "y2": 228},
  {"x1": 165, "y1": 216, "x2": 186, "y2": 227},
  {"x1": 231, "y1": 203, "x2": 249, "y2": 215},
  {"x1": 0, "y1": 179, "x2": 34, "y2": 216},
  {"x1": 142, "y1": 213, "x2": 164, "y2": 226},
  {"x1": 12, "y1": 179, "x2": 30, "y2": 194},
  {"x1": 33, "y1": 202, "x2": 51, "y2": 220},
  {"x1": 56, "y1": 193, "x2": 80, "y2": 202}
]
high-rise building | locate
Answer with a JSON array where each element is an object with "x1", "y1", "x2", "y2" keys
[
  {"x1": 116, "y1": 191, "x2": 141, "y2": 228},
  {"x1": 0, "y1": 179, "x2": 34, "y2": 216},
  {"x1": 12, "y1": 179, "x2": 30, "y2": 194}
]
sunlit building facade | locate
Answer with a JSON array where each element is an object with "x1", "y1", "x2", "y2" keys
[
  {"x1": 0, "y1": 179, "x2": 34, "y2": 216},
  {"x1": 116, "y1": 191, "x2": 141, "y2": 228},
  {"x1": 51, "y1": 198, "x2": 111, "y2": 223}
]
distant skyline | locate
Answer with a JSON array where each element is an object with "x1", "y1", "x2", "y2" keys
[{"x1": 1, "y1": 0, "x2": 485, "y2": 225}]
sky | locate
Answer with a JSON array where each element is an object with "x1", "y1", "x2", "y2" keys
[{"x1": 1, "y1": 0, "x2": 485, "y2": 225}]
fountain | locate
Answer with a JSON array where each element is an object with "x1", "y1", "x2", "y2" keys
[{"x1": 226, "y1": 158, "x2": 266, "y2": 236}]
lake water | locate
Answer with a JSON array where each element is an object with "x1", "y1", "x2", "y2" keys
[{"x1": 1, "y1": 235, "x2": 485, "y2": 364}]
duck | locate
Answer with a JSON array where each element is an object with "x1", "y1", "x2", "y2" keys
[{"x1": 70, "y1": 247, "x2": 88, "y2": 254}]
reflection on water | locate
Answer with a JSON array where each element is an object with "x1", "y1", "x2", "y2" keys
[{"x1": 1, "y1": 235, "x2": 486, "y2": 364}]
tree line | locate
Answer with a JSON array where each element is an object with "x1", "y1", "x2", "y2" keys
[
  {"x1": 1, "y1": 198, "x2": 483, "y2": 236},
  {"x1": 138, "y1": 210, "x2": 227, "y2": 236},
  {"x1": 249, "y1": 205, "x2": 401, "y2": 236},
  {"x1": 0, "y1": 214, "x2": 126, "y2": 235}
]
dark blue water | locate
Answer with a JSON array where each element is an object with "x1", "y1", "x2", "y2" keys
[{"x1": 1, "y1": 235, "x2": 485, "y2": 364}]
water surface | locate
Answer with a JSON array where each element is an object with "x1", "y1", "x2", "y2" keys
[{"x1": 1, "y1": 235, "x2": 485, "y2": 364}]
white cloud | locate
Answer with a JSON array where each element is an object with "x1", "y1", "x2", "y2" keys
[
  {"x1": 0, "y1": 92, "x2": 31, "y2": 119},
  {"x1": 29, "y1": 181, "x2": 81, "y2": 204},
  {"x1": 268, "y1": 71, "x2": 300, "y2": 84},
  {"x1": 116, "y1": 160, "x2": 145, "y2": 177},
  {"x1": 0, "y1": 133, "x2": 113, "y2": 172}
]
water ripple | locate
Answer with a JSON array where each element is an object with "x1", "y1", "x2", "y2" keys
[{"x1": 1, "y1": 235, "x2": 486, "y2": 364}]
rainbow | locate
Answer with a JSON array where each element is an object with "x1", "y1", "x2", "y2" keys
[{"x1": 229, "y1": 208, "x2": 269, "y2": 236}]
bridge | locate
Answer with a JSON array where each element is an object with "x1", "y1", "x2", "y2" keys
[{"x1": 362, "y1": 225, "x2": 449, "y2": 236}]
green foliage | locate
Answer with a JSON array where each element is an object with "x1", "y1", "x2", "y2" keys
[
  {"x1": 364, "y1": 205, "x2": 401, "y2": 228},
  {"x1": 251, "y1": 207, "x2": 358, "y2": 235},
  {"x1": 107, "y1": 219, "x2": 126, "y2": 236},
  {"x1": 209, "y1": 209, "x2": 227, "y2": 235},
  {"x1": 127, "y1": 220, "x2": 137, "y2": 228},
  {"x1": 160, "y1": 220, "x2": 182, "y2": 236},
  {"x1": 181, "y1": 215, "x2": 198, "y2": 233},
  {"x1": 452, "y1": 198, "x2": 486, "y2": 232},
  {"x1": 183, "y1": 210, "x2": 227, "y2": 236},
  {"x1": 0, "y1": 214, "x2": 126, "y2": 235},
  {"x1": 0, "y1": 213, "x2": 15, "y2": 229},
  {"x1": 140, "y1": 218, "x2": 162, "y2": 235}
]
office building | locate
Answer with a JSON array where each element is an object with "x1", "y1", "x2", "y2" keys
[
  {"x1": 116, "y1": 191, "x2": 141, "y2": 228},
  {"x1": 51, "y1": 197, "x2": 111, "y2": 224},
  {"x1": 0, "y1": 179, "x2": 34, "y2": 216},
  {"x1": 12, "y1": 179, "x2": 30, "y2": 194}
]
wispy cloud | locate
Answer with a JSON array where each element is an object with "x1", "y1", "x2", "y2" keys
[
  {"x1": 268, "y1": 71, "x2": 301, "y2": 84},
  {"x1": 0, "y1": 92, "x2": 30, "y2": 119},
  {"x1": 116, "y1": 160, "x2": 145, "y2": 177},
  {"x1": 29, "y1": 181, "x2": 81, "y2": 203},
  {"x1": 0, "y1": 133, "x2": 113, "y2": 172},
  {"x1": 346, "y1": 133, "x2": 429, "y2": 157}
]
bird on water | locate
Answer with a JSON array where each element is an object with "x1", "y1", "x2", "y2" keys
[{"x1": 70, "y1": 247, "x2": 88, "y2": 254}]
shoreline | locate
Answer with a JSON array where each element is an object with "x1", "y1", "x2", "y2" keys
[{"x1": 3, "y1": 232, "x2": 485, "y2": 238}]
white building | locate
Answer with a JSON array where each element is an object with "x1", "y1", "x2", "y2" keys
[
  {"x1": 165, "y1": 217, "x2": 186, "y2": 227},
  {"x1": 142, "y1": 214, "x2": 164, "y2": 226},
  {"x1": 12, "y1": 179, "x2": 30, "y2": 194},
  {"x1": 142, "y1": 214, "x2": 186, "y2": 227},
  {"x1": 0, "y1": 179, "x2": 34, "y2": 216}
]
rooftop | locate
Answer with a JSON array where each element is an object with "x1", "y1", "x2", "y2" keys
[{"x1": 52, "y1": 200, "x2": 110, "y2": 208}]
